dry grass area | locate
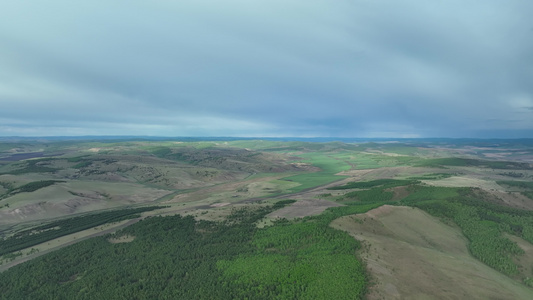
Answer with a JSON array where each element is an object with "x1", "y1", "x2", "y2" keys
[
  {"x1": 267, "y1": 199, "x2": 342, "y2": 219},
  {"x1": 210, "y1": 202, "x2": 230, "y2": 207},
  {"x1": 163, "y1": 175, "x2": 298, "y2": 205},
  {"x1": 336, "y1": 168, "x2": 380, "y2": 178},
  {"x1": 424, "y1": 176, "x2": 501, "y2": 190},
  {"x1": 490, "y1": 190, "x2": 533, "y2": 210},
  {"x1": 0, "y1": 181, "x2": 171, "y2": 225},
  {"x1": 425, "y1": 175, "x2": 533, "y2": 210},
  {"x1": 331, "y1": 205, "x2": 533, "y2": 300},
  {"x1": 153, "y1": 202, "x2": 248, "y2": 223},
  {"x1": 337, "y1": 166, "x2": 449, "y2": 179},
  {"x1": 363, "y1": 150, "x2": 408, "y2": 157}
]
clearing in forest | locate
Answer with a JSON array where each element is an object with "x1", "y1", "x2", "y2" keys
[{"x1": 266, "y1": 198, "x2": 342, "y2": 219}]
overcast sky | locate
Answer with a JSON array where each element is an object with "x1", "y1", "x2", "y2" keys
[{"x1": 1, "y1": 1, "x2": 532, "y2": 138}]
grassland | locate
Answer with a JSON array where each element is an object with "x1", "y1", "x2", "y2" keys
[{"x1": 281, "y1": 152, "x2": 351, "y2": 192}]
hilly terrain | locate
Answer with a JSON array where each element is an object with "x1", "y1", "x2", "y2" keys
[{"x1": 0, "y1": 138, "x2": 533, "y2": 299}]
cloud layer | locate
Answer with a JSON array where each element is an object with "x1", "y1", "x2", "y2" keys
[{"x1": 1, "y1": 0, "x2": 532, "y2": 137}]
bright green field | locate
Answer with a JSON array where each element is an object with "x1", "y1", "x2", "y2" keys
[{"x1": 282, "y1": 153, "x2": 351, "y2": 192}]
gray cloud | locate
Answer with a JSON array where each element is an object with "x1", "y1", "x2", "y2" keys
[{"x1": 1, "y1": 0, "x2": 532, "y2": 137}]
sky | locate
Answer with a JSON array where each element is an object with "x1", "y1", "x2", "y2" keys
[{"x1": 1, "y1": 0, "x2": 532, "y2": 138}]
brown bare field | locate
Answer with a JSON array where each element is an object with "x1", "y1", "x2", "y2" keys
[{"x1": 331, "y1": 205, "x2": 533, "y2": 300}]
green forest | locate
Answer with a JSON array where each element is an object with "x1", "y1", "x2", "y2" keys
[
  {"x1": 0, "y1": 206, "x2": 163, "y2": 257},
  {"x1": 0, "y1": 201, "x2": 370, "y2": 300}
]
